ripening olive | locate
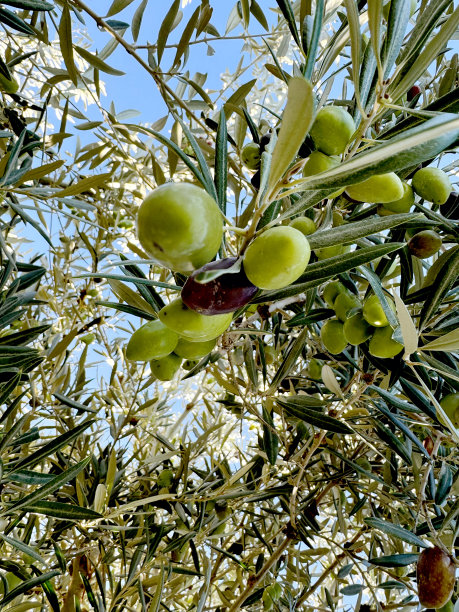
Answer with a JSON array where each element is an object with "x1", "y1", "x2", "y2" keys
[
  {"x1": 363, "y1": 294, "x2": 392, "y2": 327},
  {"x1": 241, "y1": 142, "x2": 261, "y2": 171},
  {"x1": 345, "y1": 173, "x2": 404, "y2": 203},
  {"x1": 150, "y1": 353, "x2": 182, "y2": 381},
  {"x1": 334, "y1": 292, "x2": 361, "y2": 322},
  {"x1": 159, "y1": 298, "x2": 233, "y2": 342},
  {"x1": 383, "y1": 182, "x2": 415, "y2": 213},
  {"x1": 302, "y1": 151, "x2": 340, "y2": 177},
  {"x1": 174, "y1": 337, "x2": 216, "y2": 360},
  {"x1": 289, "y1": 217, "x2": 317, "y2": 235},
  {"x1": 181, "y1": 257, "x2": 258, "y2": 315},
  {"x1": 309, "y1": 106, "x2": 355, "y2": 155},
  {"x1": 126, "y1": 320, "x2": 179, "y2": 361},
  {"x1": 321, "y1": 319, "x2": 348, "y2": 354},
  {"x1": 412, "y1": 167, "x2": 452, "y2": 205},
  {"x1": 438, "y1": 393, "x2": 459, "y2": 428},
  {"x1": 408, "y1": 230, "x2": 442, "y2": 259},
  {"x1": 243, "y1": 226, "x2": 311, "y2": 290},
  {"x1": 137, "y1": 183, "x2": 223, "y2": 273},
  {"x1": 343, "y1": 312, "x2": 373, "y2": 345},
  {"x1": 368, "y1": 326, "x2": 404, "y2": 358},
  {"x1": 416, "y1": 547, "x2": 456, "y2": 609}
]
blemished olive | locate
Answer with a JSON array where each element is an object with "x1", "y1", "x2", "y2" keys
[
  {"x1": 137, "y1": 183, "x2": 223, "y2": 273},
  {"x1": 408, "y1": 230, "x2": 442, "y2": 259},
  {"x1": 416, "y1": 547, "x2": 456, "y2": 609}
]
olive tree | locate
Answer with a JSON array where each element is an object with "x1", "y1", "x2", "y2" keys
[{"x1": 0, "y1": 1, "x2": 457, "y2": 611}]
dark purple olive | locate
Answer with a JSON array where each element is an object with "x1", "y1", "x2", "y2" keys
[
  {"x1": 298, "y1": 134, "x2": 314, "y2": 158},
  {"x1": 181, "y1": 257, "x2": 258, "y2": 315},
  {"x1": 407, "y1": 85, "x2": 421, "y2": 102},
  {"x1": 251, "y1": 169, "x2": 261, "y2": 190},
  {"x1": 259, "y1": 132, "x2": 271, "y2": 153},
  {"x1": 442, "y1": 191, "x2": 459, "y2": 219}
]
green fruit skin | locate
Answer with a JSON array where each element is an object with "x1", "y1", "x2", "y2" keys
[
  {"x1": 369, "y1": 326, "x2": 404, "y2": 358},
  {"x1": 343, "y1": 312, "x2": 373, "y2": 345},
  {"x1": 289, "y1": 216, "x2": 316, "y2": 235},
  {"x1": 310, "y1": 106, "x2": 355, "y2": 155},
  {"x1": 377, "y1": 204, "x2": 396, "y2": 216},
  {"x1": 439, "y1": 393, "x2": 459, "y2": 428},
  {"x1": 174, "y1": 337, "x2": 216, "y2": 359},
  {"x1": 137, "y1": 183, "x2": 223, "y2": 273},
  {"x1": 412, "y1": 167, "x2": 452, "y2": 205},
  {"x1": 159, "y1": 298, "x2": 232, "y2": 342},
  {"x1": 436, "y1": 601, "x2": 454, "y2": 612},
  {"x1": 126, "y1": 320, "x2": 179, "y2": 361},
  {"x1": 363, "y1": 294, "x2": 390, "y2": 327},
  {"x1": 243, "y1": 226, "x2": 311, "y2": 290},
  {"x1": 241, "y1": 143, "x2": 261, "y2": 170},
  {"x1": 302, "y1": 151, "x2": 340, "y2": 177},
  {"x1": 150, "y1": 353, "x2": 182, "y2": 381},
  {"x1": 408, "y1": 230, "x2": 442, "y2": 259},
  {"x1": 0, "y1": 73, "x2": 19, "y2": 94},
  {"x1": 321, "y1": 319, "x2": 348, "y2": 354},
  {"x1": 157, "y1": 469, "x2": 174, "y2": 488},
  {"x1": 315, "y1": 244, "x2": 349, "y2": 260},
  {"x1": 308, "y1": 358, "x2": 323, "y2": 380},
  {"x1": 345, "y1": 173, "x2": 404, "y2": 203},
  {"x1": 383, "y1": 182, "x2": 415, "y2": 213},
  {"x1": 323, "y1": 280, "x2": 347, "y2": 307},
  {"x1": 334, "y1": 292, "x2": 361, "y2": 322}
]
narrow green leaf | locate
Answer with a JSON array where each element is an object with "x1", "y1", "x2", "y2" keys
[
  {"x1": 344, "y1": 0, "x2": 362, "y2": 109},
  {"x1": 223, "y1": 79, "x2": 257, "y2": 118},
  {"x1": 364, "y1": 517, "x2": 428, "y2": 548},
  {"x1": 106, "y1": 0, "x2": 135, "y2": 17},
  {"x1": 303, "y1": 0, "x2": 323, "y2": 79},
  {"x1": 277, "y1": 399, "x2": 352, "y2": 434},
  {"x1": 172, "y1": 5, "x2": 200, "y2": 69},
  {"x1": 369, "y1": 554, "x2": 418, "y2": 567},
  {"x1": 157, "y1": 0, "x2": 180, "y2": 63},
  {"x1": 19, "y1": 160, "x2": 65, "y2": 183},
  {"x1": 0, "y1": 129, "x2": 26, "y2": 186},
  {"x1": 0, "y1": 533, "x2": 46, "y2": 565},
  {"x1": 132, "y1": 0, "x2": 148, "y2": 42},
  {"x1": 267, "y1": 76, "x2": 314, "y2": 194},
  {"x1": 250, "y1": 0, "x2": 268, "y2": 30},
  {"x1": 382, "y1": 0, "x2": 410, "y2": 78},
  {"x1": 262, "y1": 404, "x2": 279, "y2": 465},
  {"x1": 373, "y1": 420, "x2": 412, "y2": 465},
  {"x1": 0, "y1": 6, "x2": 35, "y2": 34},
  {"x1": 52, "y1": 172, "x2": 112, "y2": 197},
  {"x1": 81, "y1": 272, "x2": 180, "y2": 291},
  {"x1": 2, "y1": 457, "x2": 91, "y2": 516},
  {"x1": 275, "y1": 0, "x2": 301, "y2": 48},
  {"x1": 0, "y1": 570, "x2": 61, "y2": 608},
  {"x1": 58, "y1": 4, "x2": 78, "y2": 86},
  {"x1": 435, "y1": 463, "x2": 453, "y2": 506},
  {"x1": 75, "y1": 45, "x2": 125, "y2": 75},
  {"x1": 269, "y1": 327, "x2": 309, "y2": 392},
  {"x1": 419, "y1": 246, "x2": 459, "y2": 329},
  {"x1": 367, "y1": 0, "x2": 383, "y2": 78},
  {"x1": 53, "y1": 392, "x2": 98, "y2": 414},
  {"x1": 214, "y1": 108, "x2": 227, "y2": 215},
  {"x1": 23, "y1": 501, "x2": 102, "y2": 520},
  {"x1": 372, "y1": 401, "x2": 430, "y2": 460},
  {"x1": 420, "y1": 328, "x2": 459, "y2": 353},
  {"x1": 1, "y1": 0, "x2": 53, "y2": 10}
]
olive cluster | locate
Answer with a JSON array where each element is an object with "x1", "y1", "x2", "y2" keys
[{"x1": 320, "y1": 281, "x2": 404, "y2": 359}]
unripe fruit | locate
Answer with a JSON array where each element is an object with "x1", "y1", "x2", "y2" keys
[
  {"x1": 182, "y1": 359, "x2": 199, "y2": 370},
  {"x1": 321, "y1": 319, "x2": 348, "y2": 354},
  {"x1": 363, "y1": 294, "x2": 391, "y2": 327},
  {"x1": 315, "y1": 244, "x2": 348, "y2": 260},
  {"x1": 439, "y1": 393, "x2": 459, "y2": 428},
  {"x1": 343, "y1": 312, "x2": 373, "y2": 345},
  {"x1": 437, "y1": 601, "x2": 454, "y2": 612},
  {"x1": 174, "y1": 337, "x2": 216, "y2": 359},
  {"x1": 408, "y1": 230, "x2": 442, "y2": 259},
  {"x1": 159, "y1": 298, "x2": 232, "y2": 342},
  {"x1": 368, "y1": 326, "x2": 404, "y2": 358},
  {"x1": 345, "y1": 173, "x2": 404, "y2": 203},
  {"x1": 137, "y1": 183, "x2": 223, "y2": 273},
  {"x1": 157, "y1": 469, "x2": 174, "y2": 488},
  {"x1": 243, "y1": 226, "x2": 311, "y2": 290},
  {"x1": 181, "y1": 257, "x2": 258, "y2": 315},
  {"x1": 308, "y1": 358, "x2": 323, "y2": 380},
  {"x1": 412, "y1": 167, "x2": 452, "y2": 205},
  {"x1": 302, "y1": 151, "x2": 340, "y2": 177},
  {"x1": 241, "y1": 143, "x2": 261, "y2": 170},
  {"x1": 334, "y1": 292, "x2": 361, "y2": 322},
  {"x1": 289, "y1": 216, "x2": 316, "y2": 236},
  {"x1": 416, "y1": 547, "x2": 455, "y2": 609},
  {"x1": 126, "y1": 320, "x2": 178, "y2": 361},
  {"x1": 150, "y1": 353, "x2": 182, "y2": 381},
  {"x1": 383, "y1": 182, "x2": 415, "y2": 213},
  {"x1": 310, "y1": 106, "x2": 355, "y2": 155},
  {"x1": 0, "y1": 73, "x2": 19, "y2": 94},
  {"x1": 323, "y1": 280, "x2": 347, "y2": 307}
]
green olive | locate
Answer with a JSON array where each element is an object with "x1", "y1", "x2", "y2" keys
[
  {"x1": 345, "y1": 173, "x2": 404, "y2": 203},
  {"x1": 159, "y1": 298, "x2": 232, "y2": 342},
  {"x1": 174, "y1": 337, "x2": 216, "y2": 359},
  {"x1": 0, "y1": 73, "x2": 19, "y2": 94},
  {"x1": 368, "y1": 326, "x2": 404, "y2": 358},
  {"x1": 412, "y1": 167, "x2": 452, "y2": 205},
  {"x1": 288, "y1": 217, "x2": 316, "y2": 235},
  {"x1": 126, "y1": 320, "x2": 179, "y2": 361},
  {"x1": 408, "y1": 230, "x2": 442, "y2": 259},
  {"x1": 343, "y1": 312, "x2": 373, "y2": 345},
  {"x1": 137, "y1": 183, "x2": 223, "y2": 273},
  {"x1": 309, "y1": 106, "x2": 355, "y2": 155},
  {"x1": 241, "y1": 142, "x2": 261, "y2": 170},
  {"x1": 150, "y1": 353, "x2": 182, "y2": 381},
  {"x1": 320, "y1": 319, "x2": 348, "y2": 354},
  {"x1": 439, "y1": 393, "x2": 459, "y2": 428},
  {"x1": 308, "y1": 358, "x2": 323, "y2": 380},
  {"x1": 302, "y1": 151, "x2": 340, "y2": 177},
  {"x1": 363, "y1": 294, "x2": 392, "y2": 327},
  {"x1": 315, "y1": 244, "x2": 349, "y2": 260},
  {"x1": 333, "y1": 292, "x2": 361, "y2": 322},
  {"x1": 323, "y1": 280, "x2": 348, "y2": 307},
  {"x1": 243, "y1": 226, "x2": 311, "y2": 290},
  {"x1": 383, "y1": 182, "x2": 415, "y2": 213},
  {"x1": 157, "y1": 469, "x2": 174, "y2": 488}
]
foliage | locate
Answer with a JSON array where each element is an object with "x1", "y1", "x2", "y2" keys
[{"x1": 0, "y1": 1, "x2": 457, "y2": 611}]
